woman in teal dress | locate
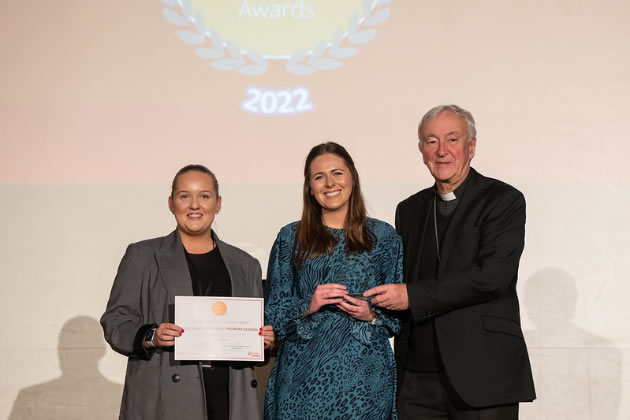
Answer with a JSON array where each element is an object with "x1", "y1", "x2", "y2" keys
[{"x1": 264, "y1": 142, "x2": 402, "y2": 419}]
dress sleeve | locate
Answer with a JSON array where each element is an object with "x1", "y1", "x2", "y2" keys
[
  {"x1": 264, "y1": 228, "x2": 311, "y2": 341},
  {"x1": 350, "y1": 228, "x2": 403, "y2": 345},
  {"x1": 373, "y1": 232, "x2": 403, "y2": 335}
]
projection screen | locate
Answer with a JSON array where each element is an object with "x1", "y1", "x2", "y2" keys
[{"x1": 1, "y1": 1, "x2": 629, "y2": 418}]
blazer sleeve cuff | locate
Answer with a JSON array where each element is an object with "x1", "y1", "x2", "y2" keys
[
  {"x1": 407, "y1": 282, "x2": 439, "y2": 322},
  {"x1": 133, "y1": 323, "x2": 158, "y2": 360}
]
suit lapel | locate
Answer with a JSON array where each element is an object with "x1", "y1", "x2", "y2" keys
[
  {"x1": 155, "y1": 230, "x2": 194, "y2": 301},
  {"x1": 406, "y1": 190, "x2": 433, "y2": 283},
  {"x1": 438, "y1": 168, "x2": 485, "y2": 275},
  {"x1": 214, "y1": 233, "x2": 242, "y2": 297},
  {"x1": 155, "y1": 230, "x2": 242, "y2": 300}
]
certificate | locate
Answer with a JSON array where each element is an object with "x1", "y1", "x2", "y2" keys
[{"x1": 174, "y1": 296, "x2": 264, "y2": 362}]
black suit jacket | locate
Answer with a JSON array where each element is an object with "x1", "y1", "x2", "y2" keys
[{"x1": 394, "y1": 168, "x2": 535, "y2": 408}]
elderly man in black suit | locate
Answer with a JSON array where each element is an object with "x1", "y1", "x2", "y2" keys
[{"x1": 365, "y1": 105, "x2": 535, "y2": 419}]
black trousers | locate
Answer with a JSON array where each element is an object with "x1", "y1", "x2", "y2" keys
[
  {"x1": 397, "y1": 370, "x2": 519, "y2": 420},
  {"x1": 202, "y1": 364, "x2": 229, "y2": 420}
]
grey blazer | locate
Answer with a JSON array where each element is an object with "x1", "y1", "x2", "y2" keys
[{"x1": 101, "y1": 230, "x2": 263, "y2": 420}]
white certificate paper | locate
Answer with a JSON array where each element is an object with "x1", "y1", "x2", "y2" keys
[{"x1": 174, "y1": 296, "x2": 264, "y2": 362}]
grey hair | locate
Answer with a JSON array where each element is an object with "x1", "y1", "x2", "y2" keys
[{"x1": 418, "y1": 104, "x2": 477, "y2": 144}]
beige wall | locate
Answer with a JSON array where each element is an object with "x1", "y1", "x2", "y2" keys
[{"x1": 1, "y1": 1, "x2": 629, "y2": 418}]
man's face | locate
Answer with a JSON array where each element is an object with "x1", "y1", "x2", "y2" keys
[{"x1": 419, "y1": 110, "x2": 476, "y2": 192}]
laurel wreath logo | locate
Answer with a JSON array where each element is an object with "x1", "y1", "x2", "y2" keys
[{"x1": 160, "y1": 0, "x2": 391, "y2": 75}]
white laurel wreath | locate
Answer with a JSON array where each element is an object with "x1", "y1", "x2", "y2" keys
[
  {"x1": 160, "y1": 0, "x2": 391, "y2": 76},
  {"x1": 286, "y1": 0, "x2": 392, "y2": 75}
]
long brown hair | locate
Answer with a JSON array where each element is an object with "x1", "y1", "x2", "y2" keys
[{"x1": 294, "y1": 142, "x2": 374, "y2": 267}]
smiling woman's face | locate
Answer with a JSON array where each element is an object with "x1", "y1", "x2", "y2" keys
[
  {"x1": 308, "y1": 153, "x2": 353, "y2": 218},
  {"x1": 168, "y1": 170, "x2": 221, "y2": 240}
]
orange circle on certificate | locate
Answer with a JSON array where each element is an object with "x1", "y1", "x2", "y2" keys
[{"x1": 213, "y1": 301, "x2": 227, "y2": 316}]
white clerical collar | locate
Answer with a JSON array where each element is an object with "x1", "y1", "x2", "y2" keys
[{"x1": 439, "y1": 191, "x2": 456, "y2": 201}]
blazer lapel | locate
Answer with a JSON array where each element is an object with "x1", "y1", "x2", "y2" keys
[
  {"x1": 214, "y1": 232, "x2": 242, "y2": 297},
  {"x1": 155, "y1": 230, "x2": 248, "y2": 299},
  {"x1": 408, "y1": 192, "x2": 433, "y2": 283},
  {"x1": 155, "y1": 230, "x2": 194, "y2": 301},
  {"x1": 438, "y1": 168, "x2": 485, "y2": 275}
]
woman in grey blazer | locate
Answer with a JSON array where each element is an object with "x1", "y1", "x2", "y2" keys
[{"x1": 101, "y1": 164, "x2": 274, "y2": 420}]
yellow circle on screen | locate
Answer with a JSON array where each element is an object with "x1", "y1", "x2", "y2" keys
[{"x1": 191, "y1": 0, "x2": 364, "y2": 57}]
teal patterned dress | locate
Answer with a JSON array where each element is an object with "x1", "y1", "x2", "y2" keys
[{"x1": 264, "y1": 218, "x2": 402, "y2": 419}]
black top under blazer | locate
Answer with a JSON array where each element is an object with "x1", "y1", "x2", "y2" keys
[{"x1": 394, "y1": 168, "x2": 536, "y2": 408}]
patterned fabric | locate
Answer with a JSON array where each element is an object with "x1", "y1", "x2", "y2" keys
[{"x1": 264, "y1": 218, "x2": 403, "y2": 420}]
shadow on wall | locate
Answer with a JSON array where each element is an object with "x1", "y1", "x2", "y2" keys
[
  {"x1": 520, "y1": 267, "x2": 622, "y2": 420},
  {"x1": 8, "y1": 316, "x2": 123, "y2": 420}
]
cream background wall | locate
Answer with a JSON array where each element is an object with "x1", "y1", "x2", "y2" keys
[{"x1": 1, "y1": 1, "x2": 629, "y2": 418}]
